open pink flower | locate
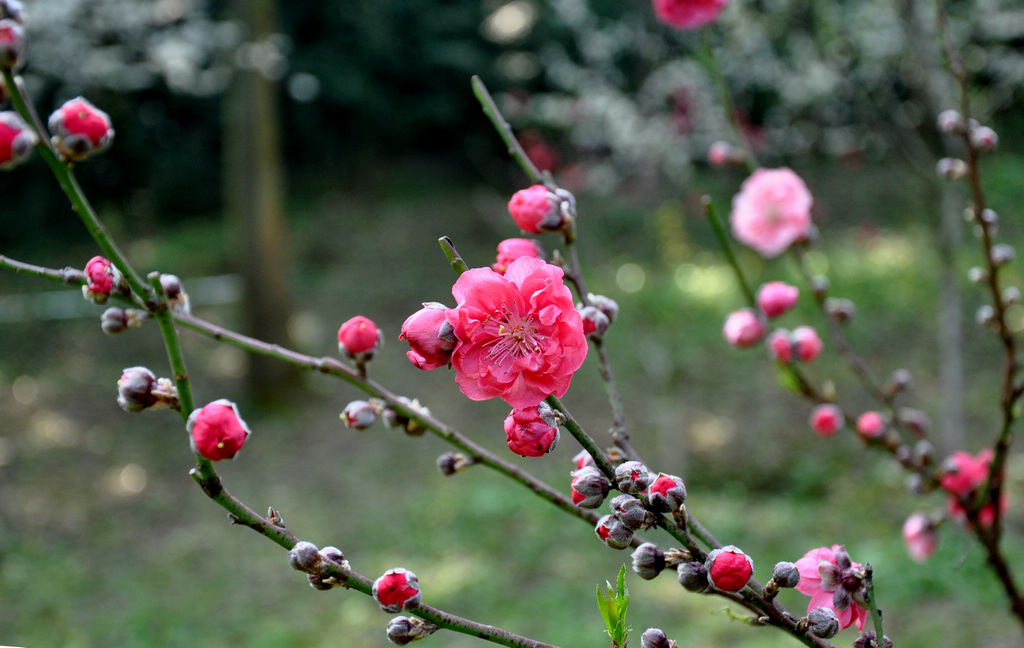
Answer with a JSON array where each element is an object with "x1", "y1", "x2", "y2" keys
[
  {"x1": 730, "y1": 168, "x2": 813, "y2": 258},
  {"x1": 940, "y1": 449, "x2": 1006, "y2": 527},
  {"x1": 653, "y1": 0, "x2": 729, "y2": 30},
  {"x1": 446, "y1": 257, "x2": 587, "y2": 409},
  {"x1": 794, "y1": 545, "x2": 869, "y2": 632}
]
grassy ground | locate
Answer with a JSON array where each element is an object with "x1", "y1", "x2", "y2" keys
[{"x1": 1, "y1": 154, "x2": 1023, "y2": 647}]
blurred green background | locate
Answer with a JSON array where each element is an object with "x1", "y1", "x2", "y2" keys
[{"x1": 2, "y1": 0, "x2": 1024, "y2": 647}]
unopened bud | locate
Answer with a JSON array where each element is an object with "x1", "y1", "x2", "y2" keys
[
  {"x1": 771, "y1": 561, "x2": 800, "y2": 588},
  {"x1": 970, "y1": 125, "x2": 998, "y2": 152},
  {"x1": 824, "y1": 297, "x2": 856, "y2": 324},
  {"x1": 936, "y1": 157, "x2": 967, "y2": 180},
  {"x1": 117, "y1": 366, "x2": 158, "y2": 412},
  {"x1": 936, "y1": 109, "x2": 963, "y2": 134},
  {"x1": 48, "y1": 97, "x2": 115, "y2": 161},
  {"x1": 885, "y1": 369, "x2": 913, "y2": 396},
  {"x1": 610, "y1": 493, "x2": 649, "y2": 531},
  {"x1": 646, "y1": 473, "x2": 687, "y2": 512},
  {"x1": 288, "y1": 541, "x2": 321, "y2": 573},
  {"x1": 578, "y1": 305, "x2": 610, "y2": 339},
  {"x1": 341, "y1": 400, "x2": 380, "y2": 429},
  {"x1": 967, "y1": 266, "x2": 988, "y2": 284},
  {"x1": 614, "y1": 460, "x2": 651, "y2": 495},
  {"x1": 631, "y1": 542, "x2": 666, "y2": 580},
  {"x1": 383, "y1": 397, "x2": 430, "y2": 436},
  {"x1": 640, "y1": 628, "x2": 677, "y2": 648},
  {"x1": 976, "y1": 304, "x2": 996, "y2": 325},
  {"x1": 810, "y1": 275, "x2": 829, "y2": 299},
  {"x1": 571, "y1": 465, "x2": 611, "y2": 508},
  {"x1": 0, "y1": 18, "x2": 25, "y2": 69},
  {"x1": 853, "y1": 631, "x2": 893, "y2": 648},
  {"x1": 0, "y1": 110, "x2": 36, "y2": 168},
  {"x1": 807, "y1": 606, "x2": 840, "y2": 639},
  {"x1": 373, "y1": 568, "x2": 422, "y2": 613},
  {"x1": 587, "y1": 293, "x2": 620, "y2": 324},
  {"x1": 979, "y1": 208, "x2": 998, "y2": 226},
  {"x1": 436, "y1": 452, "x2": 472, "y2": 476},
  {"x1": 595, "y1": 514, "x2": 634, "y2": 550},
  {"x1": 705, "y1": 545, "x2": 753, "y2": 591},
  {"x1": 386, "y1": 616, "x2": 437, "y2": 645},
  {"x1": 1003, "y1": 286, "x2": 1021, "y2": 306},
  {"x1": 898, "y1": 407, "x2": 930, "y2": 439},
  {"x1": 913, "y1": 439, "x2": 934, "y2": 465},
  {"x1": 676, "y1": 561, "x2": 709, "y2": 592},
  {"x1": 991, "y1": 243, "x2": 1015, "y2": 266}
]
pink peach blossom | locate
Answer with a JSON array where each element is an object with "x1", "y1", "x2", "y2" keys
[
  {"x1": 939, "y1": 449, "x2": 1007, "y2": 527},
  {"x1": 794, "y1": 545, "x2": 869, "y2": 632},
  {"x1": 445, "y1": 257, "x2": 587, "y2": 409},
  {"x1": 723, "y1": 308, "x2": 765, "y2": 348},
  {"x1": 757, "y1": 281, "x2": 800, "y2": 318},
  {"x1": 855, "y1": 411, "x2": 885, "y2": 438},
  {"x1": 492, "y1": 238, "x2": 543, "y2": 275},
  {"x1": 902, "y1": 513, "x2": 938, "y2": 562},
  {"x1": 766, "y1": 329, "x2": 793, "y2": 363},
  {"x1": 792, "y1": 326, "x2": 823, "y2": 362},
  {"x1": 730, "y1": 167, "x2": 813, "y2": 258},
  {"x1": 652, "y1": 0, "x2": 729, "y2": 30},
  {"x1": 809, "y1": 404, "x2": 843, "y2": 437}
]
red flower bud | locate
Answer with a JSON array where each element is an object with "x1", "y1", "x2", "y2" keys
[
  {"x1": 809, "y1": 404, "x2": 844, "y2": 437},
  {"x1": 705, "y1": 545, "x2": 753, "y2": 591},
  {"x1": 507, "y1": 185, "x2": 569, "y2": 233},
  {"x1": 0, "y1": 18, "x2": 25, "y2": 69},
  {"x1": 338, "y1": 315, "x2": 382, "y2": 360},
  {"x1": 82, "y1": 256, "x2": 121, "y2": 303},
  {"x1": 399, "y1": 302, "x2": 455, "y2": 370},
  {"x1": 0, "y1": 110, "x2": 35, "y2": 168},
  {"x1": 48, "y1": 97, "x2": 115, "y2": 161},
  {"x1": 595, "y1": 513, "x2": 634, "y2": 549},
  {"x1": 187, "y1": 399, "x2": 251, "y2": 461},
  {"x1": 646, "y1": 473, "x2": 687, "y2": 512},
  {"x1": 504, "y1": 405, "x2": 560, "y2": 457},
  {"x1": 792, "y1": 326, "x2": 823, "y2": 363},
  {"x1": 614, "y1": 460, "x2": 651, "y2": 495},
  {"x1": 372, "y1": 568, "x2": 422, "y2": 613},
  {"x1": 756, "y1": 281, "x2": 799, "y2": 318}
]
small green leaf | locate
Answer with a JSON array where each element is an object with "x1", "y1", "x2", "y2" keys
[
  {"x1": 596, "y1": 566, "x2": 632, "y2": 648},
  {"x1": 777, "y1": 365, "x2": 802, "y2": 395}
]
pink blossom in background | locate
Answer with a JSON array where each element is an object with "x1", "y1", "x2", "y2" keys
[
  {"x1": 766, "y1": 329, "x2": 793, "y2": 364},
  {"x1": 722, "y1": 308, "x2": 765, "y2": 348},
  {"x1": 399, "y1": 302, "x2": 455, "y2": 370},
  {"x1": 730, "y1": 167, "x2": 813, "y2": 258},
  {"x1": 855, "y1": 411, "x2": 885, "y2": 438},
  {"x1": 902, "y1": 514, "x2": 938, "y2": 562},
  {"x1": 809, "y1": 404, "x2": 843, "y2": 437},
  {"x1": 757, "y1": 281, "x2": 799, "y2": 318},
  {"x1": 792, "y1": 326, "x2": 823, "y2": 363},
  {"x1": 940, "y1": 449, "x2": 1007, "y2": 527},
  {"x1": 652, "y1": 0, "x2": 729, "y2": 30},
  {"x1": 504, "y1": 406, "x2": 560, "y2": 457},
  {"x1": 446, "y1": 257, "x2": 587, "y2": 409},
  {"x1": 794, "y1": 545, "x2": 869, "y2": 632},
  {"x1": 492, "y1": 238, "x2": 543, "y2": 275}
]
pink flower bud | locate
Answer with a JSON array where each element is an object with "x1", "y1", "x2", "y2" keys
[
  {"x1": 571, "y1": 465, "x2": 610, "y2": 508},
  {"x1": 504, "y1": 405, "x2": 560, "y2": 457},
  {"x1": 970, "y1": 125, "x2": 998, "y2": 152},
  {"x1": 588, "y1": 293, "x2": 619, "y2": 324},
  {"x1": 610, "y1": 493, "x2": 648, "y2": 531},
  {"x1": 341, "y1": 400, "x2": 379, "y2": 430},
  {"x1": 399, "y1": 302, "x2": 455, "y2": 370},
  {"x1": 936, "y1": 110, "x2": 962, "y2": 134},
  {"x1": 82, "y1": 256, "x2": 121, "y2": 303},
  {"x1": 572, "y1": 449, "x2": 595, "y2": 471},
  {"x1": 0, "y1": 18, "x2": 25, "y2": 69},
  {"x1": 792, "y1": 326, "x2": 823, "y2": 363},
  {"x1": 615, "y1": 460, "x2": 651, "y2": 495},
  {"x1": 117, "y1": 366, "x2": 157, "y2": 412},
  {"x1": 48, "y1": 97, "x2": 115, "y2": 161},
  {"x1": 936, "y1": 157, "x2": 967, "y2": 180},
  {"x1": 338, "y1": 315, "x2": 382, "y2": 360},
  {"x1": 902, "y1": 513, "x2": 938, "y2": 562},
  {"x1": 707, "y1": 141, "x2": 734, "y2": 167},
  {"x1": 653, "y1": 0, "x2": 728, "y2": 30},
  {"x1": 372, "y1": 568, "x2": 421, "y2": 613},
  {"x1": 809, "y1": 404, "x2": 844, "y2": 437},
  {"x1": 723, "y1": 308, "x2": 765, "y2": 348},
  {"x1": 855, "y1": 411, "x2": 885, "y2": 438},
  {"x1": 187, "y1": 399, "x2": 251, "y2": 461},
  {"x1": 507, "y1": 185, "x2": 565, "y2": 233},
  {"x1": 578, "y1": 305, "x2": 610, "y2": 338},
  {"x1": 595, "y1": 513, "x2": 634, "y2": 549},
  {"x1": 766, "y1": 329, "x2": 793, "y2": 364},
  {"x1": 705, "y1": 545, "x2": 754, "y2": 591},
  {"x1": 646, "y1": 473, "x2": 687, "y2": 512},
  {"x1": 492, "y1": 237, "x2": 543, "y2": 274},
  {"x1": 756, "y1": 281, "x2": 799, "y2": 318},
  {"x1": 0, "y1": 110, "x2": 35, "y2": 168}
]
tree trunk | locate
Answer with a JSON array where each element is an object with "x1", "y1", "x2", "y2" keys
[{"x1": 223, "y1": 0, "x2": 298, "y2": 404}]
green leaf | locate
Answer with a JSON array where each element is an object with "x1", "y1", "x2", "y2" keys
[{"x1": 596, "y1": 566, "x2": 631, "y2": 648}]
